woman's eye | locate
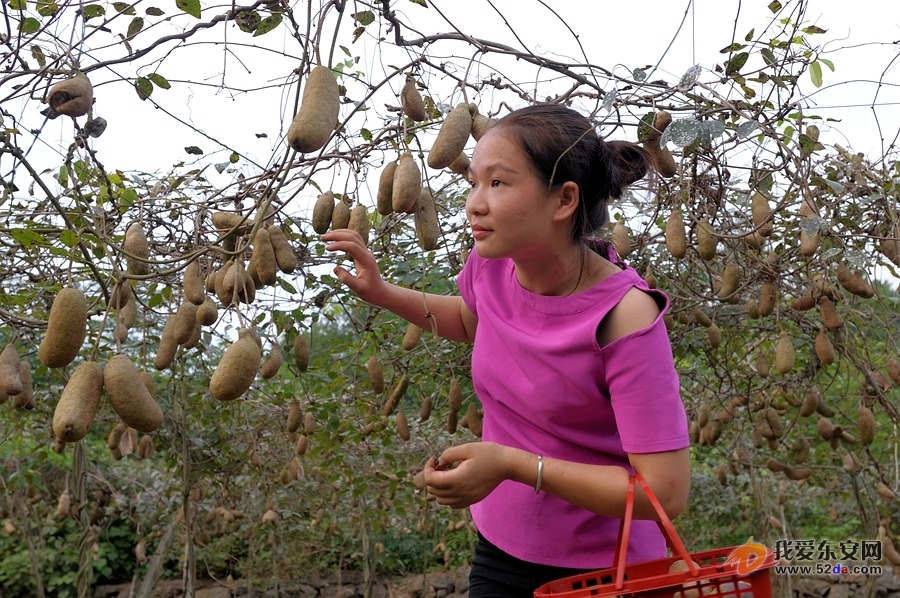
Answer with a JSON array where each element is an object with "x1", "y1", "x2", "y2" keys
[{"x1": 491, "y1": 179, "x2": 501, "y2": 187}]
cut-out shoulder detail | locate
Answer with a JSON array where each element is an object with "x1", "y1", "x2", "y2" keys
[{"x1": 596, "y1": 287, "x2": 662, "y2": 348}]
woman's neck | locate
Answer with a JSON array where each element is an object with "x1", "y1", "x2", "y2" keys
[{"x1": 513, "y1": 242, "x2": 611, "y2": 296}]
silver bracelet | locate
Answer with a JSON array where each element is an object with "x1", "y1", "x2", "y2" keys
[{"x1": 534, "y1": 455, "x2": 544, "y2": 494}]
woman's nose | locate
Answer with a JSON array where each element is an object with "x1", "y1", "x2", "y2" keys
[{"x1": 465, "y1": 186, "x2": 484, "y2": 217}]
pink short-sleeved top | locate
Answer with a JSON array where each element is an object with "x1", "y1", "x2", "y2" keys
[{"x1": 456, "y1": 250, "x2": 690, "y2": 569}]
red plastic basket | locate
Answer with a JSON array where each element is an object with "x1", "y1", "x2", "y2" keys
[{"x1": 534, "y1": 474, "x2": 776, "y2": 598}]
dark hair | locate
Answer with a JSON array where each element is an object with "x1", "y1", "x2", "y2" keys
[{"x1": 492, "y1": 104, "x2": 653, "y2": 243}]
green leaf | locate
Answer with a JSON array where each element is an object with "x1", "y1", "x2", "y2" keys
[
  {"x1": 767, "y1": 0, "x2": 782, "y2": 13},
  {"x1": 148, "y1": 73, "x2": 170, "y2": 89},
  {"x1": 8, "y1": 0, "x2": 25, "y2": 9},
  {"x1": 235, "y1": 10, "x2": 260, "y2": 32},
  {"x1": 352, "y1": 26, "x2": 365, "y2": 42},
  {"x1": 126, "y1": 16, "x2": 144, "y2": 38},
  {"x1": 360, "y1": 128, "x2": 372, "y2": 142},
  {"x1": 113, "y1": 2, "x2": 136, "y2": 13},
  {"x1": 744, "y1": 28, "x2": 755, "y2": 42},
  {"x1": 175, "y1": 0, "x2": 201, "y2": 18},
  {"x1": 19, "y1": 18, "x2": 40, "y2": 34},
  {"x1": 59, "y1": 230, "x2": 79, "y2": 248},
  {"x1": 82, "y1": 4, "x2": 106, "y2": 19},
  {"x1": 119, "y1": 187, "x2": 138, "y2": 207},
  {"x1": 408, "y1": 0, "x2": 427, "y2": 5},
  {"x1": 720, "y1": 43, "x2": 746, "y2": 53},
  {"x1": 820, "y1": 57, "x2": 835, "y2": 72},
  {"x1": 725, "y1": 52, "x2": 749, "y2": 75},
  {"x1": 30, "y1": 46, "x2": 46, "y2": 68},
  {"x1": 760, "y1": 48, "x2": 776, "y2": 66},
  {"x1": 229, "y1": 152, "x2": 239, "y2": 164},
  {"x1": 36, "y1": 1, "x2": 58, "y2": 17},
  {"x1": 108, "y1": 173, "x2": 122, "y2": 185},
  {"x1": 802, "y1": 25, "x2": 827, "y2": 35},
  {"x1": 184, "y1": 146, "x2": 203, "y2": 155},
  {"x1": 145, "y1": 6, "x2": 164, "y2": 15},
  {"x1": 10, "y1": 228, "x2": 46, "y2": 248},
  {"x1": 809, "y1": 61, "x2": 823, "y2": 88},
  {"x1": 134, "y1": 77, "x2": 153, "y2": 100},
  {"x1": 353, "y1": 10, "x2": 374, "y2": 25},
  {"x1": 57, "y1": 166, "x2": 68, "y2": 187},
  {"x1": 253, "y1": 13, "x2": 281, "y2": 36}
]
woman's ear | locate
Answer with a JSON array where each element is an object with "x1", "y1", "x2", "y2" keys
[{"x1": 552, "y1": 181, "x2": 580, "y2": 222}]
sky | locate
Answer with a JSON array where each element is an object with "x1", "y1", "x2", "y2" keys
[{"x1": 7, "y1": 0, "x2": 900, "y2": 209}]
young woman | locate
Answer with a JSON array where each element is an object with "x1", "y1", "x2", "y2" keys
[{"x1": 323, "y1": 103, "x2": 690, "y2": 597}]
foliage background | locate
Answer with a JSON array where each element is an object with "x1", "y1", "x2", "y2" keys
[{"x1": 1, "y1": 0, "x2": 900, "y2": 596}]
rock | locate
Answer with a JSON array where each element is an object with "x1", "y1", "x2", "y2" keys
[
  {"x1": 454, "y1": 567, "x2": 470, "y2": 594},
  {"x1": 195, "y1": 588, "x2": 232, "y2": 598},
  {"x1": 428, "y1": 573, "x2": 455, "y2": 592}
]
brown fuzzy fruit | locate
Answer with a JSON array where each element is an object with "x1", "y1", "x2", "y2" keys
[
  {"x1": 260, "y1": 344, "x2": 283, "y2": 380},
  {"x1": 691, "y1": 307, "x2": 712, "y2": 328},
  {"x1": 707, "y1": 323, "x2": 721, "y2": 349},
  {"x1": 447, "y1": 409, "x2": 458, "y2": 434},
  {"x1": 124, "y1": 223, "x2": 150, "y2": 275},
  {"x1": 448, "y1": 378, "x2": 462, "y2": 411},
  {"x1": 12, "y1": 359, "x2": 34, "y2": 409},
  {"x1": 0, "y1": 344, "x2": 22, "y2": 397},
  {"x1": 814, "y1": 328, "x2": 835, "y2": 365},
  {"x1": 331, "y1": 198, "x2": 352, "y2": 230},
  {"x1": 791, "y1": 288, "x2": 815, "y2": 311},
  {"x1": 857, "y1": 406, "x2": 876, "y2": 445},
  {"x1": 348, "y1": 205, "x2": 369, "y2": 246},
  {"x1": 392, "y1": 152, "x2": 422, "y2": 213},
  {"x1": 138, "y1": 435, "x2": 155, "y2": 459},
  {"x1": 377, "y1": 161, "x2": 397, "y2": 216},
  {"x1": 799, "y1": 391, "x2": 819, "y2": 418},
  {"x1": 428, "y1": 103, "x2": 472, "y2": 170},
  {"x1": 53, "y1": 361, "x2": 104, "y2": 442},
  {"x1": 293, "y1": 333, "x2": 309, "y2": 371},
  {"x1": 294, "y1": 435, "x2": 308, "y2": 456},
  {"x1": 396, "y1": 411, "x2": 410, "y2": 441},
  {"x1": 367, "y1": 356, "x2": 385, "y2": 394},
  {"x1": 876, "y1": 482, "x2": 896, "y2": 501},
  {"x1": 750, "y1": 191, "x2": 773, "y2": 237},
  {"x1": 471, "y1": 108, "x2": 495, "y2": 141},
  {"x1": 836, "y1": 262, "x2": 875, "y2": 299},
  {"x1": 120, "y1": 299, "x2": 138, "y2": 329},
  {"x1": 252, "y1": 228, "x2": 277, "y2": 286},
  {"x1": 447, "y1": 153, "x2": 470, "y2": 176},
  {"x1": 183, "y1": 260, "x2": 206, "y2": 306},
  {"x1": 665, "y1": 210, "x2": 687, "y2": 258},
  {"x1": 39, "y1": 287, "x2": 87, "y2": 368},
  {"x1": 420, "y1": 395, "x2": 433, "y2": 422},
  {"x1": 466, "y1": 402, "x2": 483, "y2": 437},
  {"x1": 888, "y1": 357, "x2": 900, "y2": 385},
  {"x1": 211, "y1": 211, "x2": 248, "y2": 232},
  {"x1": 108, "y1": 280, "x2": 132, "y2": 311},
  {"x1": 402, "y1": 323, "x2": 423, "y2": 351},
  {"x1": 286, "y1": 400, "x2": 302, "y2": 433},
  {"x1": 817, "y1": 417, "x2": 834, "y2": 441},
  {"x1": 312, "y1": 191, "x2": 335, "y2": 235},
  {"x1": 400, "y1": 77, "x2": 427, "y2": 122},
  {"x1": 210, "y1": 329, "x2": 262, "y2": 401},
  {"x1": 641, "y1": 111, "x2": 677, "y2": 177},
  {"x1": 415, "y1": 189, "x2": 440, "y2": 251},
  {"x1": 718, "y1": 262, "x2": 739, "y2": 301},
  {"x1": 47, "y1": 73, "x2": 93, "y2": 117},
  {"x1": 173, "y1": 300, "x2": 199, "y2": 345},
  {"x1": 611, "y1": 220, "x2": 630, "y2": 259},
  {"x1": 784, "y1": 467, "x2": 812, "y2": 481},
  {"x1": 819, "y1": 296, "x2": 842, "y2": 330},
  {"x1": 696, "y1": 217, "x2": 717, "y2": 261},
  {"x1": 758, "y1": 281, "x2": 776, "y2": 317},
  {"x1": 196, "y1": 296, "x2": 218, "y2": 327},
  {"x1": 775, "y1": 331, "x2": 795, "y2": 375},
  {"x1": 287, "y1": 65, "x2": 340, "y2": 154},
  {"x1": 304, "y1": 412, "x2": 316, "y2": 435},
  {"x1": 105, "y1": 354, "x2": 165, "y2": 432},
  {"x1": 267, "y1": 227, "x2": 297, "y2": 273}
]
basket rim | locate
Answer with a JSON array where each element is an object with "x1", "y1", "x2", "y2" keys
[{"x1": 534, "y1": 545, "x2": 777, "y2": 598}]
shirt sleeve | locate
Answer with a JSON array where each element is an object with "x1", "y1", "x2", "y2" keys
[
  {"x1": 599, "y1": 312, "x2": 690, "y2": 454},
  {"x1": 455, "y1": 251, "x2": 481, "y2": 317}
]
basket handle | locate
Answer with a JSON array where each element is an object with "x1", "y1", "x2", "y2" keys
[{"x1": 611, "y1": 473, "x2": 700, "y2": 590}]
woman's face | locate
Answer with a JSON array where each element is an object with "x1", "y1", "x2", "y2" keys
[{"x1": 465, "y1": 130, "x2": 564, "y2": 261}]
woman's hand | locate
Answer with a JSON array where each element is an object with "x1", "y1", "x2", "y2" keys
[
  {"x1": 423, "y1": 442, "x2": 512, "y2": 509},
  {"x1": 322, "y1": 229, "x2": 387, "y2": 304}
]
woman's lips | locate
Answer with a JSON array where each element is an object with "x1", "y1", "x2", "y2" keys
[{"x1": 471, "y1": 224, "x2": 491, "y2": 239}]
